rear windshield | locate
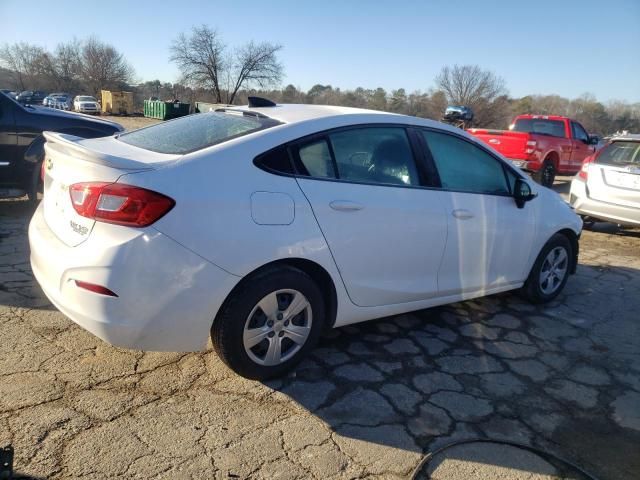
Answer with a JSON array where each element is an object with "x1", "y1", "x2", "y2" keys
[
  {"x1": 512, "y1": 119, "x2": 566, "y2": 138},
  {"x1": 117, "y1": 111, "x2": 281, "y2": 154},
  {"x1": 597, "y1": 141, "x2": 640, "y2": 166}
]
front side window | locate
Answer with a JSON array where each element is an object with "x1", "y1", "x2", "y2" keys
[
  {"x1": 571, "y1": 122, "x2": 589, "y2": 143},
  {"x1": 118, "y1": 112, "x2": 280, "y2": 154},
  {"x1": 329, "y1": 127, "x2": 419, "y2": 186},
  {"x1": 423, "y1": 130, "x2": 510, "y2": 195}
]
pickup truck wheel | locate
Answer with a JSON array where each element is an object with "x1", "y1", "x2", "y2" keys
[{"x1": 532, "y1": 161, "x2": 556, "y2": 188}]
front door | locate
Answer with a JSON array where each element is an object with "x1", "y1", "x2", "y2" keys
[
  {"x1": 570, "y1": 121, "x2": 593, "y2": 170},
  {"x1": 420, "y1": 129, "x2": 535, "y2": 296},
  {"x1": 294, "y1": 126, "x2": 448, "y2": 307}
]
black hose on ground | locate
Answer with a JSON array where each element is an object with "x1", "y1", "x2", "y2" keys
[{"x1": 410, "y1": 438, "x2": 601, "y2": 480}]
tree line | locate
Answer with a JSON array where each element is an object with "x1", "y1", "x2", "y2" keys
[
  {"x1": 0, "y1": 38, "x2": 134, "y2": 96},
  {"x1": 1, "y1": 27, "x2": 638, "y2": 136}
]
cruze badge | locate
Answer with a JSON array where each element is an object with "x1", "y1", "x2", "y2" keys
[
  {"x1": 70, "y1": 220, "x2": 88, "y2": 236},
  {"x1": 46, "y1": 157, "x2": 53, "y2": 170}
]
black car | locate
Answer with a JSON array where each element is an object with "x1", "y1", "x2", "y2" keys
[
  {"x1": 16, "y1": 90, "x2": 48, "y2": 105},
  {"x1": 0, "y1": 92, "x2": 123, "y2": 202}
]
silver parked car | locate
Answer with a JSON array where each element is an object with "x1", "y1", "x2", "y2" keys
[{"x1": 570, "y1": 134, "x2": 640, "y2": 226}]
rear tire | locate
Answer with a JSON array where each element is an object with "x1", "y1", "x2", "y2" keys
[
  {"x1": 521, "y1": 234, "x2": 572, "y2": 304},
  {"x1": 532, "y1": 160, "x2": 556, "y2": 188},
  {"x1": 27, "y1": 161, "x2": 43, "y2": 206},
  {"x1": 211, "y1": 266, "x2": 325, "y2": 380}
]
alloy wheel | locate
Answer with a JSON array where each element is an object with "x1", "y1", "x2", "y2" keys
[{"x1": 539, "y1": 246, "x2": 568, "y2": 295}]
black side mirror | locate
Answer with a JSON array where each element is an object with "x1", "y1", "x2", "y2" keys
[
  {"x1": 514, "y1": 178, "x2": 537, "y2": 208},
  {"x1": 588, "y1": 135, "x2": 599, "y2": 145}
]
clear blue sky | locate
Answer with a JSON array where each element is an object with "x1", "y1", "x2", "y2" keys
[{"x1": 1, "y1": 0, "x2": 638, "y2": 102}]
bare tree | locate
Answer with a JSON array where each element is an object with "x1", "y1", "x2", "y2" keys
[
  {"x1": 170, "y1": 25, "x2": 283, "y2": 105},
  {"x1": 81, "y1": 37, "x2": 134, "y2": 95},
  {"x1": 0, "y1": 42, "x2": 46, "y2": 90},
  {"x1": 436, "y1": 64, "x2": 506, "y2": 105},
  {"x1": 52, "y1": 40, "x2": 82, "y2": 91},
  {"x1": 436, "y1": 65, "x2": 509, "y2": 126}
]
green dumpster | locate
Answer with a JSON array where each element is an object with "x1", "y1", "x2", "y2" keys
[{"x1": 143, "y1": 100, "x2": 191, "y2": 120}]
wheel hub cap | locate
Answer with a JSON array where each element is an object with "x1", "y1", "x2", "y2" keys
[{"x1": 243, "y1": 289, "x2": 312, "y2": 366}]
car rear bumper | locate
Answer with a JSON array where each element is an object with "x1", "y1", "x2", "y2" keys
[
  {"x1": 569, "y1": 179, "x2": 640, "y2": 226},
  {"x1": 29, "y1": 203, "x2": 240, "y2": 351}
]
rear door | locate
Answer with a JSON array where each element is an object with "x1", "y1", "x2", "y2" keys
[
  {"x1": 588, "y1": 140, "x2": 640, "y2": 209},
  {"x1": 294, "y1": 126, "x2": 448, "y2": 307}
]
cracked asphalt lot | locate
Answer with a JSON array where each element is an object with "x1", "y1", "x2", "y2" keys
[{"x1": 1, "y1": 197, "x2": 639, "y2": 479}]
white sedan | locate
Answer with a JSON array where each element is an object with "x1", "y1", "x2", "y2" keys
[
  {"x1": 73, "y1": 95, "x2": 100, "y2": 114},
  {"x1": 29, "y1": 98, "x2": 582, "y2": 379}
]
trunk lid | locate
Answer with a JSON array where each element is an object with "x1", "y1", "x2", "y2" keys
[
  {"x1": 42, "y1": 132, "x2": 179, "y2": 247},
  {"x1": 588, "y1": 140, "x2": 640, "y2": 209},
  {"x1": 467, "y1": 129, "x2": 531, "y2": 158},
  {"x1": 588, "y1": 164, "x2": 640, "y2": 209}
]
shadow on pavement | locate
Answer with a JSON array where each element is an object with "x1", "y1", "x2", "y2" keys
[{"x1": 271, "y1": 276, "x2": 640, "y2": 479}]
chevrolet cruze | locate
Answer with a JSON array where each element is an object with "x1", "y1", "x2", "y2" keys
[{"x1": 29, "y1": 98, "x2": 582, "y2": 379}]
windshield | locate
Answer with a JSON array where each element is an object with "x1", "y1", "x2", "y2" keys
[
  {"x1": 512, "y1": 118, "x2": 566, "y2": 138},
  {"x1": 78, "y1": 96, "x2": 96, "y2": 102},
  {"x1": 597, "y1": 141, "x2": 640, "y2": 166},
  {"x1": 117, "y1": 111, "x2": 281, "y2": 154}
]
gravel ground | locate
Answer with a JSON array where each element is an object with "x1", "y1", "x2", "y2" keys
[
  {"x1": 1, "y1": 185, "x2": 639, "y2": 479},
  {"x1": 100, "y1": 115, "x2": 161, "y2": 131}
]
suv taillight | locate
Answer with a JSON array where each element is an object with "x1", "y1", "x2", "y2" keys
[
  {"x1": 578, "y1": 155, "x2": 595, "y2": 181},
  {"x1": 69, "y1": 182, "x2": 175, "y2": 227}
]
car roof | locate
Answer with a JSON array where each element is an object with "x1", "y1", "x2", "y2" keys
[
  {"x1": 226, "y1": 103, "x2": 393, "y2": 124},
  {"x1": 610, "y1": 133, "x2": 640, "y2": 142}
]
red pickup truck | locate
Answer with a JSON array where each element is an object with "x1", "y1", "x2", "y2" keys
[{"x1": 468, "y1": 114, "x2": 598, "y2": 187}]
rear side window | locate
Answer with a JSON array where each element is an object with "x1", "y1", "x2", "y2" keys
[
  {"x1": 329, "y1": 127, "x2": 420, "y2": 186},
  {"x1": 597, "y1": 141, "x2": 640, "y2": 166},
  {"x1": 255, "y1": 146, "x2": 294, "y2": 174},
  {"x1": 118, "y1": 112, "x2": 280, "y2": 154},
  {"x1": 423, "y1": 130, "x2": 510, "y2": 195},
  {"x1": 512, "y1": 119, "x2": 566, "y2": 138},
  {"x1": 298, "y1": 139, "x2": 336, "y2": 178}
]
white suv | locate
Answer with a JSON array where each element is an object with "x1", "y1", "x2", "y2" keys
[
  {"x1": 73, "y1": 95, "x2": 100, "y2": 114},
  {"x1": 29, "y1": 99, "x2": 582, "y2": 379}
]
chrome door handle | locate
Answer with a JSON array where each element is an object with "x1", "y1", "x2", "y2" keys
[
  {"x1": 330, "y1": 200, "x2": 364, "y2": 212},
  {"x1": 452, "y1": 209, "x2": 474, "y2": 220}
]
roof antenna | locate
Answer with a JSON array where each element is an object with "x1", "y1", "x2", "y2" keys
[{"x1": 248, "y1": 96, "x2": 276, "y2": 108}]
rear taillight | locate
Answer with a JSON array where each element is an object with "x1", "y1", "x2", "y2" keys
[
  {"x1": 40, "y1": 161, "x2": 45, "y2": 181},
  {"x1": 525, "y1": 140, "x2": 537, "y2": 155},
  {"x1": 69, "y1": 182, "x2": 175, "y2": 227},
  {"x1": 578, "y1": 154, "x2": 596, "y2": 181}
]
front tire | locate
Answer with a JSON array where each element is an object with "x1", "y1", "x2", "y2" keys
[
  {"x1": 211, "y1": 266, "x2": 325, "y2": 380},
  {"x1": 532, "y1": 160, "x2": 556, "y2": 188},
  {"x1": 521, "y1": 234, "x2": 572, "y2": 304}
]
